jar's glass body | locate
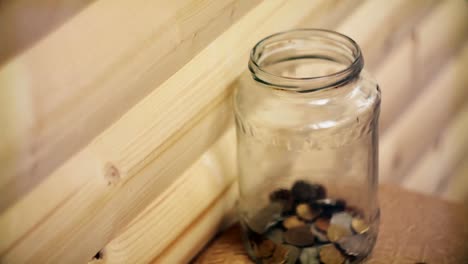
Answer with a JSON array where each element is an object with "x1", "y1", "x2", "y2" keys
[{"x1": 234, "y1": 29, "x2": 381, "y2": 264}]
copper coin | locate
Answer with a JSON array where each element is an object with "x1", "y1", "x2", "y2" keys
[
  {"x1": 351, "y1": 218, "x2": 369, "y2": 234},
  {"x1": 296, "y1": 203, "x2": 320, "y2": 221},
  {"x1": 283, "y1": 226, "x2": 315, "y2": 247},
  {"x1": 314, "y1": 217, "x2": 331, "y2": 232},
  {"x1": 282, "y1": 216, "x2": 306, "y2": 229},
  {"x1": 319, "y1": 244, "x2": 345, "y2": 264}
]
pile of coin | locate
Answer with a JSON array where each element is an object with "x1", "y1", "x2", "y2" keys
[{"x1": 243, "y1": 180, "x2": 372, "y2": 264}]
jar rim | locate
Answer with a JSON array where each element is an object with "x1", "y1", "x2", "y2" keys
[{"x1": 249, "y1": 28, "x2": 364, "y2": 92}]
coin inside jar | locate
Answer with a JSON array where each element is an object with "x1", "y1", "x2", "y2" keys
[
  {"x1": 314, "y1": 217, "x2": 330, "y2": 232},
  {"x1": 283, "y1": 226, "x2": 316, "y2": 247},
  {"x1": 319, "y1": 244, "x2": 345, "y2": 264},
  {"x1": 296, "y1": 203, "x2": 320, "y2": 221},
  {"x1": 327, "y1": 224, "x2": 352, "y2": 242},
  {"x1": 351, "y1": 218, "x2": 369, "y2": 234},
  {"x1": 283, "y1": 215, "x2": 306, "y2": 229}
]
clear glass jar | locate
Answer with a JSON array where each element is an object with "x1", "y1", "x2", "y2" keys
[{"x1": 234, "y1": 29, "x2": 381, "y2": 264}]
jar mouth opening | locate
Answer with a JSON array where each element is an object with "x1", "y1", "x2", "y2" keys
[{"x1": 249, "y1": 29, "x2": 363, "y2": 92}]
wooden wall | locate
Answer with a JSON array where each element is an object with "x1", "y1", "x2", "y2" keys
[{"x1": 0, "y1": 0, "x2": 466, "y2": 263}]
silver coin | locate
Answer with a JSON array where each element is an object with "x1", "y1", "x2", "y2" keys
[
  {"x1": 330, "y1": 212, "x2": 353, "y2": 229},
  {"x1": 337, "y1": 234, "x2": 372, "y2": 257}
]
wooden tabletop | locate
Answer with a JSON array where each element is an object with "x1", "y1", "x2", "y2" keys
[{"x1": 194, "y1": 185, "x2": 468, "y2": 264}]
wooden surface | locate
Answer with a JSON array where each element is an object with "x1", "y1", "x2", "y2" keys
[{"x1": 194, "y1": 185, "x2": 468, "y2": 264}]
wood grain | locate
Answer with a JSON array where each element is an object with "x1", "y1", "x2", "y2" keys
[
  {"x1": 194, "y1": 185, "x2": 468, "y2": 264},
  {"x1": 0, "y1": 0, "x2": 95, "y2": 65},
  {"x1": 403, "y1": 103, "x2": 468, "y2": 195},
  {"x1": 377, "y1": 0, "x2": 468, "y2": 131},
  {"x1": 102, "y1": 129, "x2": 236, "y2": 264},
  {"x1": 380, "y1": 44, "x2": 468, "y2": 183},
  {"x1": 334, "y1": 0, "x2": 439, "y2": 70},
  {"x1": 0, "y1": 0, "x2": 261, "y2": 211}
]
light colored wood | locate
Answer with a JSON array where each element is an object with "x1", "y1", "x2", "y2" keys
[
  {"x1": 335, "y1": 0, "x2": 439, "y2": 70},
  {"x1": 0, "y1": 1, "x2": 326, "y2": 263},
  {"x1": 380, "y1": 44, "x2": 468, "y2": 183},
  {"x1": 0, "y1": 0, "x2": 261, "y2": 210},
  {"x1": 441, "y1": 155, "x2": 468, "y2": 203},
  {"x1": 403, "y1": 104, "x2": 468, "y2": 195},
  {"x1": 102, "y1": 129, "x2": 236, "y2": 264},
  {"x1": 0, "y1": 0, "x2": 94, "y2": 64},
  {"x1": 152, "y1": 182, "x2": 239, "y2": 264},
  {"x1": 0, "y1": 94, "x2": 233, "y2": 263},
  {"x1": 298, "y1": 0, "x2": 364, "y2": 30},
  {"x1": 194, "y1": 185, "x2": 468, "y2": 263},
  {"x1": 377, "y1": 0, "x2": 468, "y2": 131}
]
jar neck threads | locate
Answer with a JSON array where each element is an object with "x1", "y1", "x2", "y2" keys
[{"x1": 248, "y1": 29, "x2": 363, "y2": 93}]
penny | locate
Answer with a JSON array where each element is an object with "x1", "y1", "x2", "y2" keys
[
  {"x1": 327, "y1": 224, "x2": 352, "y2": 242},
  {"x1": 296, "y1": 203, "x2": 320, "y2": 221},
  {"x1": 283, "y1": 226, "x2": 315, "y2": 247},
  {"x1": 319, "y1": 244, "x2": 345, "y2": 264},
  {"x1": 314, "y1": 217, "x2": 331, "y2": 232},
  {"x1": 253, "y1": 239, "x2": 276, "y2": 258},
  {"x1": 283, "y1": 216, "x2": 306, "y2": 229},
  {"x1": 351, "y1": 218, "x2": 369, "y2": 234}
]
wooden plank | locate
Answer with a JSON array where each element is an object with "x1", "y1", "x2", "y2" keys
[
  {"x1": 152, "y1": 182, "x2": 239, "y2": 264},
  {"x1": 0, "y1": 1, "x2": 325, "y2": 263},
  {"x1": 380, "y1": 44, "x2": 468, "y2": 183},
  {"x1": 377, "y1": 0, "x2": 468, "y2": 131},
  {"x1": 99, "y1": 1, "x2": 442, "y2": 262},
  {"x1": 0, "y1": 0, "x2": 261, "y2": 211},
  {"x1": 403, "y1": 104, "x2": 468, "y2": 195},
  {"x1": 102, "y1": 129, "x2": 236, "y2": 264},
  {"x1": 194, "y1": 185, "x2": 468, "y2": 263},
  {"x1": 0, "y1": 92, "x2": 233, "y2": 263},
  {"x1": 0, "y1": 0, "x2": 95, "y2": 65},
  {"x1": 335, "y1": 0, "x2": 439, "y2": 70}
]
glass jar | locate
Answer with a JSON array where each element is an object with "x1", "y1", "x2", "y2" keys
[{"x1": 234, "y1": 29, "x2": 381, "y2": 264}]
